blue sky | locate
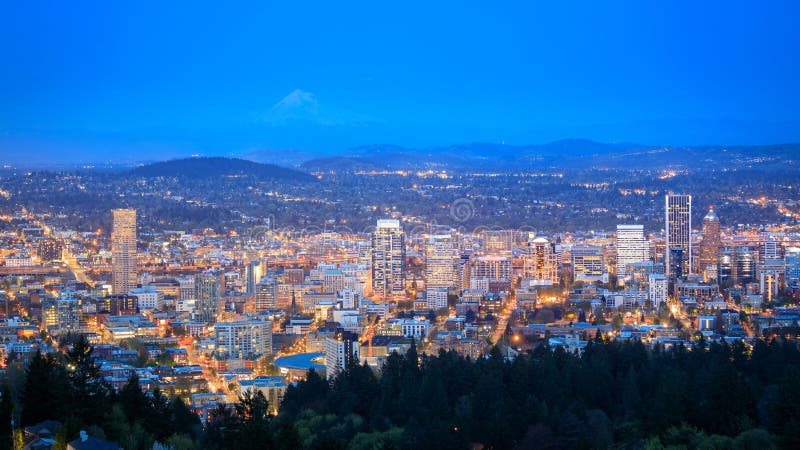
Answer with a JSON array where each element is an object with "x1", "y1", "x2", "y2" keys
[{"x1": 1, "y1": 1, "x2": 799, "y2": 163}]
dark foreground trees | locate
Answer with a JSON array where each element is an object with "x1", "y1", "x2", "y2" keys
[
  {"x1": 4, "y1": 336, "x2": 202, "y2": 449},
  {"x1": 2, "y1": 336, "x2": 800, "y2": 449},
  {"x1": 277, "y1": 338, "x2": 797, "y2": 449}
]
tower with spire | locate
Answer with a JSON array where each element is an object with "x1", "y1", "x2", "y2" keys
[{"x1": 699, "y1": 206, "x2": 721, "y2": 280}]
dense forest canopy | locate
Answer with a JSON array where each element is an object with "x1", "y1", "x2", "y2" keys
[{"x1": 2, "y1": 336, "x2": 800, "y2": 449}]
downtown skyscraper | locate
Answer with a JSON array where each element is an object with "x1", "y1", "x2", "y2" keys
[
  {"x1": 425, "y1": 234, "x2": 455, "y2": 310},
  {"x1": 523, "y1": 236, "x2": 559, "y2": 286},
  {"x1": 616, "y1": 225, "x2": 649, "y2": 285},
  {"x1": 111, "y1": 208, "x2": 137, "y2": 294},
  {"x1": 425, "y1": 234, "x2": 455, "y2": 290},
  {"x1": 665, "y1": 194, "x2": 692, "y2": 279},
  {"x1": 698, "y1": 206, "x2": 721, "y2": 280},
  {"x1": 196, "y1": 269, "x2": 223, "y2": 323},
  {"x1": 371, "y1": 219, "x2": 406, "y2": 300}
]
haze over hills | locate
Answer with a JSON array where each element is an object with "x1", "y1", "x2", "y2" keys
[
  {"x1": 299, "y1": 156, "x2": 382, "y2": 173},
  {"x1": 129, "y1": 157, "x2": 317, "y2": 182},
  {"x1": 2, "y1": 139, "x2": 798, "y2": 173},
  {"x1": 355, "y1": 139, "x2": 642, "y2": 170},
  {"x1": 257, "y1": 140, "x2": 800, "y2": 172}
]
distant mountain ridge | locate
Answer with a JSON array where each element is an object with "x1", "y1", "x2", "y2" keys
[
  {"x1": 300, "y1": 156, "x2": 382, "y2": 172},
  {"x1": 304, "y1": 139, "x2": 800, "y2": 171},
  {"x1": 241, "y1": 149, "x2": 320, "y2": 168},
  {"x1": 126, "y1": 140, "x2": 800, "y2": 174},
  {"x1": 315, "y1": 139, "x2": 648, "y2": 170},
  {"x1": 130, "y1": 157, "x2": 316, "y2": 181}
]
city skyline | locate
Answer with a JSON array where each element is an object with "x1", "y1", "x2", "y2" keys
[
  {"x1": 2, "y1": 2, "x2": 800, "y2": 449},
  {"x1": 3, "y1": 175, "x2": 800, "y2": 449}
]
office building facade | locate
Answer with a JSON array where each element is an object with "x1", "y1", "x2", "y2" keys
[
  {"x1": 371, "y1": 220, "x2": 406, "y2": 299},
  {"x1": 616, "y1": 225, "x2": 649, "y2": 285},
  {"x1": 112, "y1": 208, "x2": 137, "y2": 294},
  {"x1": 665, "y1": 194, "x2": 692, "y2": 279}
]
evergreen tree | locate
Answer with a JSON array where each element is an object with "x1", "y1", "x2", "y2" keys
[
  {"x1": 0, "y1": 385, "x2": 14, "y2": 448},
  {"x1": 65, "y1": 336, "x2": 110, "y2": 425},
  {"x1": 280, "y1": 368, "x2": 329, "y2": 417},
  {"x1": 235, "y1": 389, "x2": 273, "y2": 449},
  {"x1": 203, "y1": 404, "x2": 239, "y2": 449},
  {"x1": 770, "y1": 366, "x2": 800, "y2": 448},
  {"x1": 169, "y1": 396, "x2": 202, "y2": 439},
  {"x1": 622, "y1": 365, "x2": 640, "y2": 419},
  {"x1": 119, "y1": 373, "x2": 150, "y2": 425},
  {"x1": 21, "y1": 350, "x2": 69, "y2": 425},
  {"x1": 146, "y1": 388, "x2": 173, "y2": 441},
  {"x1": 275, "y1": 419, "x2": 302, "y2": 450}
]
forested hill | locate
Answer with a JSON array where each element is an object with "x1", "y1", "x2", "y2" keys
[{"x1": 130, "y1": 157, "x2": 316, "y2": 182}]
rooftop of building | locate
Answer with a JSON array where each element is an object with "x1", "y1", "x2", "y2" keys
[{"x1": 274, "y1": 352, "x2": 326, "y2": 371}]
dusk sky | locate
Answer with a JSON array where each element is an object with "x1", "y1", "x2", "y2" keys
[{"x1": 1, "y1": 1, "x2": 799, "y2": 163}]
